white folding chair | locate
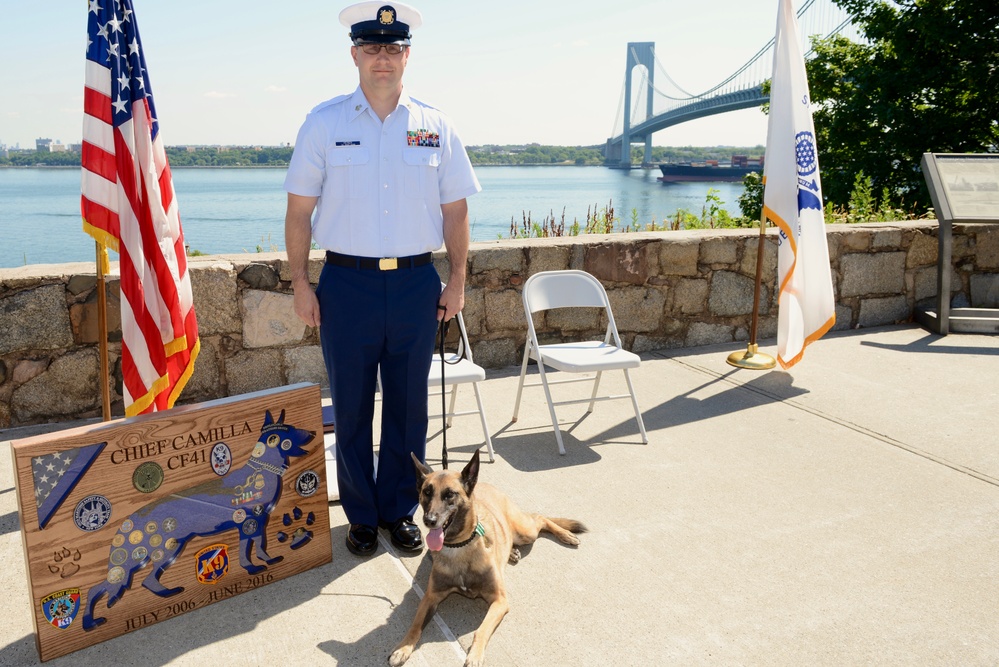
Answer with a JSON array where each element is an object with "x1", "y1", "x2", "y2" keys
[
  {"x1": 428, "y1": 304, "x2": 495, "y2": 462},
  {"x1": 512, "y1": 270, "x2": 648, "y2": 455}
]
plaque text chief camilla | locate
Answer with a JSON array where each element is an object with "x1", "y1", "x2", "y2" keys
[{"x1": 109, "y1": 421, "x2": 252, "y2": 468}]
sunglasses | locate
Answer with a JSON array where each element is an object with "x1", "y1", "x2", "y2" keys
[{"x1": 356, "y1": 43, "x2": 407, "y2": 55}]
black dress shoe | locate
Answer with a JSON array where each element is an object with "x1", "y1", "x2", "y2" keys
[
  {"x1": 346, "y1": 524, "x2": 378, "y2": 556},
  {"x1": 379, "y1": 517, "x2": 423, "y2": 551}
]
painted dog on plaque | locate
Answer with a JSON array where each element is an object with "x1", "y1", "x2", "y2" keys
[{"x1": 82, "y1": 410, "x2": 314, "y2": 630}]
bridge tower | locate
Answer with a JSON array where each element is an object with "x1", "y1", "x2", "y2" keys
[{"x1": 622, "y1": 41, "x2": 655, "y2": 168}]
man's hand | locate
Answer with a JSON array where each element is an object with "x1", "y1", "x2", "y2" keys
[
  {"x1": 285, "y1": 192, "x2": 321, "y2": 327},
  {"x1": 437, "y1": 281, "x2": 465, "y2": 321},
  {"x1": 293, "y1": 281, "x2": 322, "y2": 328},
  {"x1": 439, "y1": 198, "x2": 469, "y2": 322}
]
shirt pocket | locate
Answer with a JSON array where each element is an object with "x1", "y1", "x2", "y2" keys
[
  {"x1": 402, "y1": 147, "x2": 441, "y2": 199},
  {"x1": 326, "y1": 147, "x2": 369, "y2": 199}
]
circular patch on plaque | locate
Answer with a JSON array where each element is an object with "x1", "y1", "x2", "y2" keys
[
  {"x1": 73, "y1": 495, "x2": 112, "y2": 532},
  {"x1": 232, "y1": 509, "x2": 246, "y2": 524},
  {"x1": 120, "y1": 519, "x2": 133, "y2": 533},
  {"x1": 266, "y1": 434, "x2": 280, "y2": 448},
  {"x1": 132, "y1": 461, "x2": 164, "y2": 494},
  {"x1": 165, "y1": 538, "x2": 179, "y2": 551},
  {"x1": 252, "y1": 442, "x2": 266, "y2": 458},
  {"x1": 131, "y1": 546, "x2": 147, "y2": 561},
  {"x1": 112, "y1": 534, "x2": 125, "y2": 548},
  {"x1": 241, "y1": 519, "x2": 258, "y2": 535},
  {"x1": 211, "y1": 442, "x2": 232, "y2": 476},
  {"x1": 151, "y1": 549, "x2": 165, "y2": 562},
  {"x1": 107, "y1": 566, "x2": 125, "y2": 584},
  {"x1": 162, "y1": 518, "x2": 177, "y2": 533},
  {"x1": 252, "y1": 504, "x2": 264, "y2": 516},
  {"x1": 149, "y1": 534, "x2": 163, "y2": 548},
  {"x1": 110, "y1": 548, "x2": 128, "y2": 566},
  {"x1": 129, "y1": 530, "x2": 145, "y2": 545},
  {"x1": 295, "y1": 470, "x2": 319, "y2": 498},
  {"x1": 280, "y1": 438, "x2": 292, "y2": 451},
  {"x1": 144, "y1": 521, "x2": 158, "y2": 534}
]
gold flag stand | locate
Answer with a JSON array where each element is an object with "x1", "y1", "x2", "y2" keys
[
  {"x1": 96, "y1": 242, "x2": 112, "y2": 420},
  {"x1": 726, "y1": 211, "x2": 777, "y2": 370}
]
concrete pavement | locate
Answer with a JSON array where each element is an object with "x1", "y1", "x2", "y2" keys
[{"x1": 2, "y1": 324, "x2": 998, "y2": 666}]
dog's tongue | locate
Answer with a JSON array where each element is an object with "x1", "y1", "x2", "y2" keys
[{"x1": 426, "y1": 528, "x2": 445, "y2": 551}]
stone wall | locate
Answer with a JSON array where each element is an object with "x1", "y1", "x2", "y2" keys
[{"x1": 2, "y1": 220, "x2": 997, "y2": 429}]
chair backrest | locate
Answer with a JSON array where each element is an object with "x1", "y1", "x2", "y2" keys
[
  {"x1": 523, "y1": 270, "x2": 609, "y2": 313},
  {"x1": 441, "y1": 282, "x2": 476, "y2": 363},
  {"x1": 522, "y1": 270, "x2": 622, "y2": 347},
  {"x1": 454, "y1": 310, "x2": 475, "y2": 363}
]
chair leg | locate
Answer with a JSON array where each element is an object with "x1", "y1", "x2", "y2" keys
[
  {"x1": 511, "y1": 342, "x2": 532, "y2": 422},
  {"x1": 535, "y1": 362, "x2": 566, "y2": 455},
  {"x1": 623, "y1": 368, "x2": 648, "y2": 443},
  {"x1": 471, "y1": 382, "x2": 495, "y2": 462},
  {"x1": 586, "y1": 370, "x2": 603, "y2": 413},
  {"x1": 446, "y1": 384, "x2": 459, "y2": 428}
]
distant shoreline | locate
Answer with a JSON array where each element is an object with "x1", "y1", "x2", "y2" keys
[{"x1": 0, "y1": 163, "x2": 618, "y2": 170}]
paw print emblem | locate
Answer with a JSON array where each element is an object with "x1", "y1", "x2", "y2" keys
[
  {"x1": 48, "y1": 547, "x2": 83, "y2": 578},
  {"x1": 276, "y1": 506, "x2": 315, "y2": 550}
]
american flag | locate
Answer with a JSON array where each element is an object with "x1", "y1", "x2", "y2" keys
[{"x1": 81, "y1": 0, "x2": 199, "y2": 415}]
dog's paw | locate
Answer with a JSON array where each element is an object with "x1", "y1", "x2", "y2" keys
[
  {"x1": 508, "y1": 547, "x2": 521, "y2": 564},
  {"x1": 561, "y1": 533, "x2": 580, "y2": 546},
  {"x1": 389, "y1": 646, "x2": 412, "y2": 666},
  {"x1": 464, "y1": 653, "x2": 485, "y2": 667}
]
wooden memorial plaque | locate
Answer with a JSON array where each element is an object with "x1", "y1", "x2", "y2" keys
[{"x1": 10, "y1": 383, "x2": 332, "y2": 662}]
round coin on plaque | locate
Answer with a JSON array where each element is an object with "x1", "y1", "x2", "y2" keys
[{"x1": 132, "y1": 461, "x2": 164, "y2": 493}]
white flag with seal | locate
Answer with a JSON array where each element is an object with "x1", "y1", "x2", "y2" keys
[{"x1": 764, "y1": 0, "x2": 836, "y2": 369}]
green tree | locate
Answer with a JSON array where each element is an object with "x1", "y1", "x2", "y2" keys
[
  {"x1": 806, "y1": 0, "x2": 999, "y2": 210},
  {"x1": 737, "y1": 171, "x2": 764, "y2": 225}
]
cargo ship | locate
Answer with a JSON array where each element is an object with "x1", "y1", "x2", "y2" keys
[{"x1": 658, "y1": 155, "x2": 764, "y2": 183}]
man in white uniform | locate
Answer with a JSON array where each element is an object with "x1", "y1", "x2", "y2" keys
[{"x1": 284, "y1": 1, "x2": 480, "y2": 556}]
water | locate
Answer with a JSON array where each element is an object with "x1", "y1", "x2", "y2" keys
[{"x1": 0, "y1": 166, "x2": 746, "y2": 268}]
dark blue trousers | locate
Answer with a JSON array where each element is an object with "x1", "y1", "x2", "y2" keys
[{"x1": 317, "y1": 261, "x2": 439, "y2": 527}]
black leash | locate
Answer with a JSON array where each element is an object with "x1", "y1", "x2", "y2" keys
[
  {"x1": 438, "y1": 318, "x2": 449, "y2": 469},
  {"x1": 436, "y1": 314, "x2": 467, "y2": 470}
]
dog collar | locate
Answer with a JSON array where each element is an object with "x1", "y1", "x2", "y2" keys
[
  {"x1": 248, "y1": 459, "x2": 287, "y2": 476},
  {"x1": 443, "y1": 520, "x2": 485, "y2": 549}
]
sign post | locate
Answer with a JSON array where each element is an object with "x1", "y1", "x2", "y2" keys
[{"x1": 918, "y1": 153, "x2": 999, "y2": 334}]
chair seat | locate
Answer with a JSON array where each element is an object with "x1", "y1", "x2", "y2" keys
[
  {"x1": 531, "y1": 341, "x2": 640, "y2": 373},
  {"x1": 428, "y1": 355, "x2": 486, "y2": 387}
]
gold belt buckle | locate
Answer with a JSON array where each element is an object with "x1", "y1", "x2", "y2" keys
[{"x1": 378, "y1": 257, "x2": 398, "y2": 271}]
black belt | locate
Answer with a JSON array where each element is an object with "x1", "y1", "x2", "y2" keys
[{"x1": 325, "y1": 251, "x2": 433, "y2": 271}]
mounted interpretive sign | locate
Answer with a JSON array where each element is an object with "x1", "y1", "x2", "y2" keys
[
  {"x1": 917, "y1": 153, "x2": 999, "y2": 334},
  {"x1": 10, "y1": 383, "x2": 331, "y2": 662}
]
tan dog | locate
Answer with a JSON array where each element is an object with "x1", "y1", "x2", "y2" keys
[{"x1": 389, "y1": 449, "x2": 586, "y2": 667}]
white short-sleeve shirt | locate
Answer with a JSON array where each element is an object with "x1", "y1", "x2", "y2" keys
[{"x1": 284, "y1": 86, "x2": 481, "y2": 257}]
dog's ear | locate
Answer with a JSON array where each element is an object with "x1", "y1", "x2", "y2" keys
[
  {"x1": 460, "y1": 448, "x2": 480, "y2": 496},
  {"x1": 411, "y1": 452, "x2": 433, "y2": 486}
]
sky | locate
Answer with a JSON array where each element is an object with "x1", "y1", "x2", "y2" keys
[{"x1": 0, "y1": 0, "x2": 791, "y2": 150}]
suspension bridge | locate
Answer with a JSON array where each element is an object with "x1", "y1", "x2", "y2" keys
[{"x1": 605, "y1": 0, "x2": 862, "y2": 168}]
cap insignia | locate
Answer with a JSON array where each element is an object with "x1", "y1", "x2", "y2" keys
[{"x1": 378, "y1": 7, "x2": 396, "y2": 25}]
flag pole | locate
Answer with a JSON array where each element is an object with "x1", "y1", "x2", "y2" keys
[
  {"x1": 726, "y1": 207, "x2": 777, "y2": 370},
  {"x1": 96, "y1": 242, "x2": 112, "y2": 420}
]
